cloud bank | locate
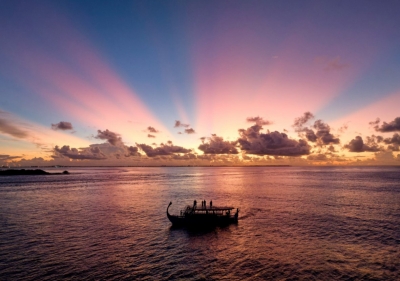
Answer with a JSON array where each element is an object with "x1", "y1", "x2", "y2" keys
[
  {"x1": 238, "y1": 124, "x2": 310, "y2": 156},
  {"x1": 198, "y1": 135, "x2": 238, "y2": 154},
  {"x1": 54, "y1": 145, "x2": 107, "y2": 160},
  {"x1": 137, "y1": 141, "x2": 191, "y2": 157},
  {"x1": 3, "y1": 112, "x2": 399, "y2": 166}
]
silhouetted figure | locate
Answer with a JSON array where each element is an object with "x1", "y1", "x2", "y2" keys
[
  {"x1": 194, "y1": 200, "x2": 197, "y2": 208},
  {"x1": 204, "y1": 200, "x2": 207, "y2": 208},
  {"x1": 210, "y1": 200, "x2": 212, "y2": 208}
]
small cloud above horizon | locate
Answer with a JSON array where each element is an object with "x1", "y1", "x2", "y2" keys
[
  {"x1": 184, "y1": 128, "x2": 196, "y2": 134},
  {"x1": 51, "y1": 121, "x2": 73, "y2": 131},
  {"x1": 174, "y1": 120, "x2": 190, "y2": 128},
  {"x1": 147, "y1": 126, "x2": 159, "y2": 133},
  {"x1": 95, "y1": 129, "x2": 123, "y2": 146},
  {"x1": 246, "y1": 116, "x2": 272, "y2": 126}
]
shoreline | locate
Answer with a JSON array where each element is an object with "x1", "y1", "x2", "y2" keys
[{"x1": 0, "y1": 169, "x2": 70, "y2": 176}]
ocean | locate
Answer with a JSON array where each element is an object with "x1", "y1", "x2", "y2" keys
[{"x1": 0, "y1": 166, "x2": 399, "y2": 280}]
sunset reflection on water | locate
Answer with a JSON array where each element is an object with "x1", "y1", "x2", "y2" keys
[{"x1": 0, "y1": 166, "x2": 399, "y2": 280}]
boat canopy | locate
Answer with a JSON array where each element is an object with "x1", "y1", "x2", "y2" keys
[{"x1": 194, "y1": 206, "x2": 234, "y2": 211}]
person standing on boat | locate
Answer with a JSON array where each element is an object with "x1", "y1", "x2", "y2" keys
[
  {"x1": 210, "y1": 200, "x2": 212, "y2": 209},
  {"x1": 194, "y1": 200, "x2": 197, "y2": 209},
  {"x1": 204, "y1": 200, "x2": 207, "y2": 208}
]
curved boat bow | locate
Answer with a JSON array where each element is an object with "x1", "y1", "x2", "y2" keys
[
  {"x1": 167, "y1": 201, "x2": 173, "y2": 219},
  {"x1": 167, "y1": 202, "x2": 185, "y2": 226}
]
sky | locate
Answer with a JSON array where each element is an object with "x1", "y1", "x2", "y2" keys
[{"x1": 1, "y1": 0, "x2": 400, "y2": 166}]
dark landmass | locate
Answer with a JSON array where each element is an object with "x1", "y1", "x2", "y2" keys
[{"x1": 0, "y1": 169, "x2": 70, "y2": 176}]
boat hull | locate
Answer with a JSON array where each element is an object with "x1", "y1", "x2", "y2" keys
[
  {"x1": 168, "y1": 215, "x2": 238, "y2": 227},
  {"x1": 167, "y1": 202, "x2": 238, "y2": 228}
]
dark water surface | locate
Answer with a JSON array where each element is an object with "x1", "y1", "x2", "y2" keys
[{"x1": 0, "y1": 166, "x2": 399, "y2": 280}]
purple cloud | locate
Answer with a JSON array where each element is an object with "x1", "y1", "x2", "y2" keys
[
  {"x1": 174, "y1": 120, "x2": 190, "y2": 128},
  {"x1": 54, "y1": 145, "x2": 107, "y2": 160},
  {"x1": 51, "y1": 121, "x2": 73, "y2": 131},
  {"x1": 198, "y1": 135, "x2": 238, "y2": 154},
  {"x1": 384, "y1": 133, "x2": 400, "y2": 144},
  {"x1": 328, "y1": 145, "x2": 336, "y2": 152},
  {"x1": 89, "y1": 146, "x2": 99, "y2": 154},
  {"x1": 383, "y1": 133, "x2": 400, "y2": 151},
  {"x1": 136, "y1": 141, "x2": 191, "y2": 157},
  {"x1": 294, "y1": 113, "x2": 339, "y2": 146},
  {"x1": 185, "y1": 128, "x2": 196, "y2": 134},
  {"x1": 369, "y1": 118, "x2": 380, "y2": 127},
  {"x1": 246, "y1": 116, "x2": 273, "y2": 126},
  {"x1": 147, "y1": 126, "x2": 159, "y2": 133},
  {"x1": 303, "y1": 127, "x2": 317, "y2": 142},
  {"x1": 293, "y1": 112, "x2": 314, "y2": 128},
  {"x1": 238, "y1": 125, "x2": 310, "y2": 156},
  {"x1": 344, "y1": 136, "x2": 380, "y2": 152},
  {"x1": 313, "y1": 120, "x2": 340, "y2": 145},
  {"x1": 374, "y1": 117, "x2": 400, "y2": 132},
  {"x1": 95, "y1": 129, "x2": 122, "y2": 146},
  {"x1": 125, "y1": 146, "x2": 141, "y2": 157}
]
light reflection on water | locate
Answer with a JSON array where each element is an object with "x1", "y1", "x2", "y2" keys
[{"x1": 0, "y1": 166, "x2": 399, "y2": 280}]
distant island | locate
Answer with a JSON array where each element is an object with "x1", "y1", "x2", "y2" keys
[{"x1": 0, "y1": 169, "x2": 70, "y2": 176}]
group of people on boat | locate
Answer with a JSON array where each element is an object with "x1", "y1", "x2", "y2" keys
[{"x1": 194, "y1": 199, "x2": 213, "y2": 209}]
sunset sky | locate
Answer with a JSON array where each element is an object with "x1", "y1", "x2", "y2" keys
[{"x1": 1, "y1": 0, "x2": 400, "y2": 166}]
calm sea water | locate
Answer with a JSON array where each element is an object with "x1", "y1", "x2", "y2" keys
[{"x1": 0, "y1": 166, "x2": 399, "y2": 280}]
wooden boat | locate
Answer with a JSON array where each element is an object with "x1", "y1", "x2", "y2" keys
[{"x1": 167, "y1": 201, "x2": 239, "y2": 227}]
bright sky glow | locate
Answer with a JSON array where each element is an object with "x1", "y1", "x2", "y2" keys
[{"x1": 1, "y1": 1, "x2": 400, "y2": 166}]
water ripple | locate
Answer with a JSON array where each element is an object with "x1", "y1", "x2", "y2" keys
[{"x1": 0, "y1": 166, "x2": 399, "y2": 280}]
